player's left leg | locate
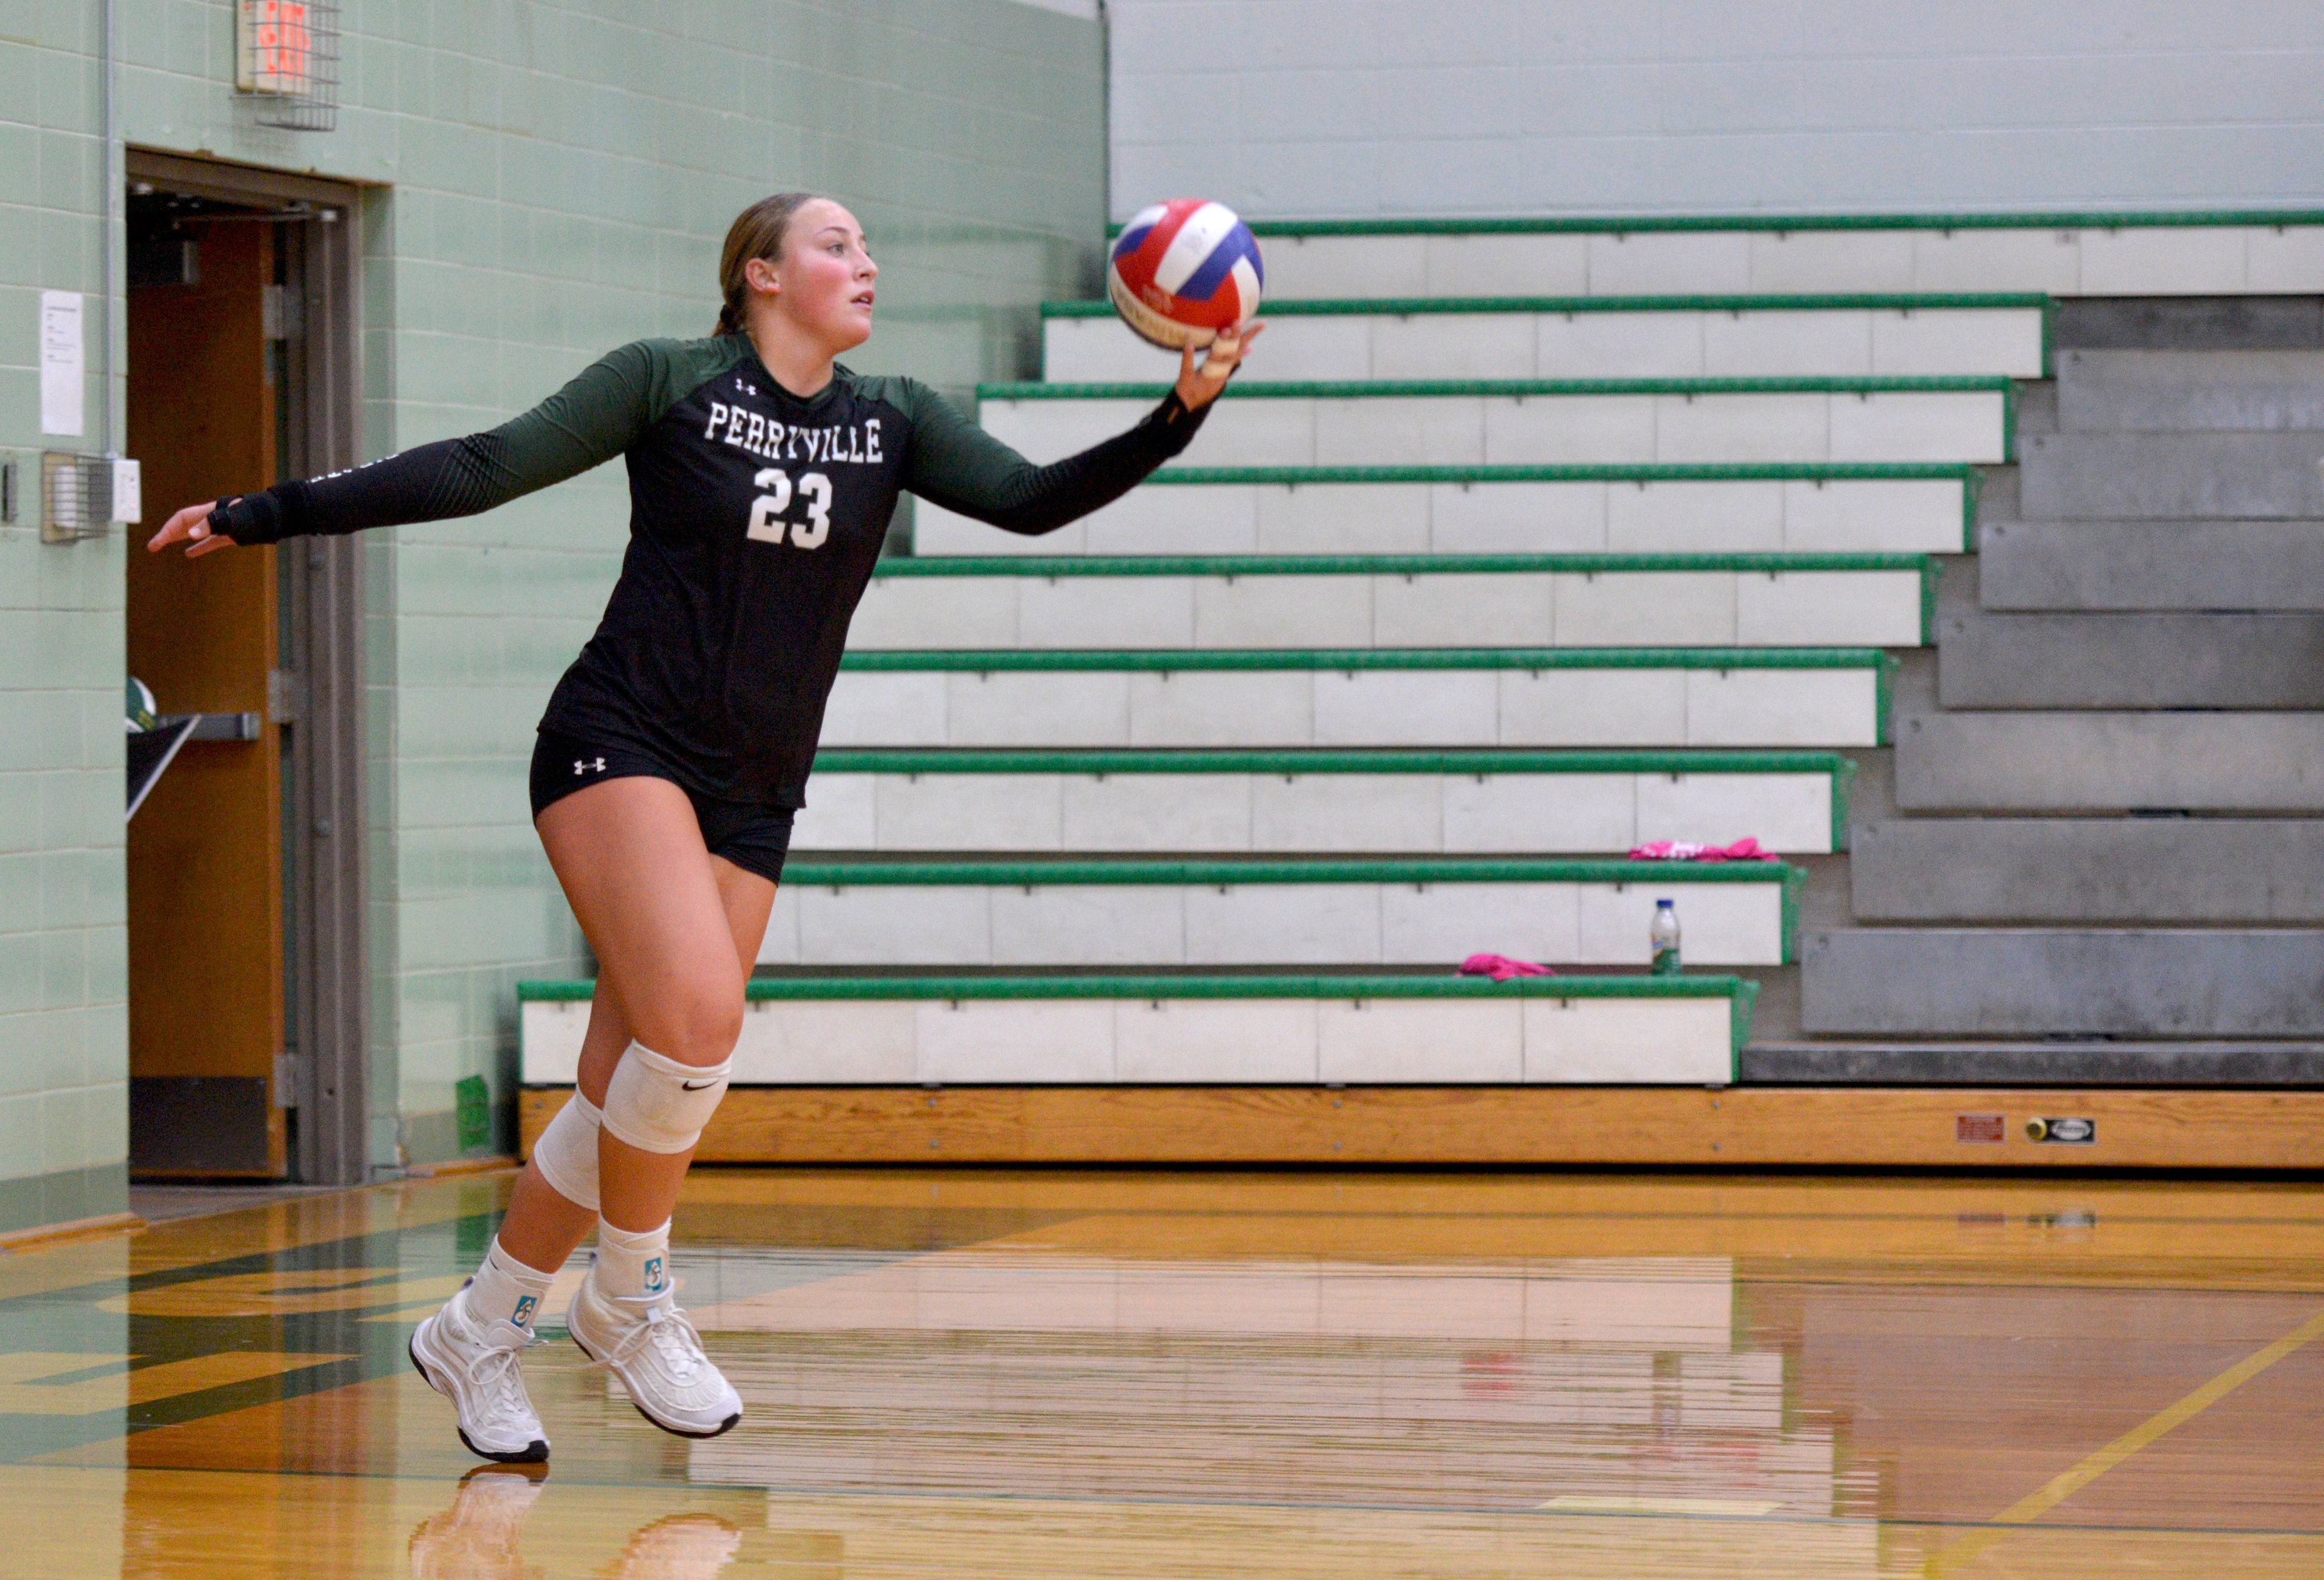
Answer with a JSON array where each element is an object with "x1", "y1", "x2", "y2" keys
[
  {"x1": 416, "y1": 785, "x2": 771, "y2": 1459},
  {"x1": 480, "y1": 927, "x2": 735, "y2": 1279},
  {"x1": 565, "y1": 848, "x2": 775, "y2": 1440}
]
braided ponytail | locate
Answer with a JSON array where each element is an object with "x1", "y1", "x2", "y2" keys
[{"x1": 714, "y1": 191, "x2": 819, "y2": 337}]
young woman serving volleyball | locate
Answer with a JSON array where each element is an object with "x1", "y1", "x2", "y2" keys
[{"x1": 148, "y1": 191, "x2": 1262, "y2": 1462}]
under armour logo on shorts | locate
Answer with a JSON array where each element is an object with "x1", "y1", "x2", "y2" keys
[{"x1": 573, "y1": 757, "x2": 606, "y2": 776}]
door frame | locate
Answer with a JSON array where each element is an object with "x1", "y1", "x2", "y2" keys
[{"x1": 126, "y1": 150, "x2": 372, "y2": 1185}]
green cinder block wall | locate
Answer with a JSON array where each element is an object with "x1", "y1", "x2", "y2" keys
[
  {"x1": 0, "y1": 0, "x2": 133, "y2": 1232},
  {"x1": 0, "y1": 0, "x2": 1107, "y2": 1214}
]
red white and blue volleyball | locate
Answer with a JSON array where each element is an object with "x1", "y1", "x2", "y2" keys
[{"x1": 1108, "y1": 199, "x2": 1265, "y2": 350}]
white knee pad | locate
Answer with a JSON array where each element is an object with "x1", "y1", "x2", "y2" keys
[
  {"x1": 529, "y1": 1089, "x2": 602, "y2": 1211},
  {"x1": 600, "y1": 1041, "x2": 730, "y2": 1154}
]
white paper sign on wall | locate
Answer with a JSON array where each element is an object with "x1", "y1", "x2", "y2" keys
[{"x1": 39, "y1": 291, "x2": 83, "y2": 438}]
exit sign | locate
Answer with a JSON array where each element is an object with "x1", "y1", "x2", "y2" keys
[{"x1": 237, "y1": 1, "x2": 315, "y2": 94}]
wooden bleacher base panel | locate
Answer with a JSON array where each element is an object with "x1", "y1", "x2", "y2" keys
[{"x1": 519, "y1": 1085, "x2": 2324, "y2": 1171}]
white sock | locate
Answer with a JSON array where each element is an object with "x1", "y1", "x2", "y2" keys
[
  {"x1": 594, "y1": 1218, "x2": 673, "y2": 1304},
  {"x1": 465, "y1": 1236, "x2": 556, "y2": 1331}
]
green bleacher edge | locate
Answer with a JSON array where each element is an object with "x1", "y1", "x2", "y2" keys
[
  {"x1": 873, "y1": 555, "x2": 1943, "y2": 646},
  {"x1": 983, "y1": 374, "x2": 2009, "y2": 400},
  {"x1": 1128, "y1": 463, "x2": 1983, "y2": 555},
  {"x1": 516, "y1": 972, "x2": 1761, "y2": 1072},
  {"x1": 1040, "y1": 292, "x2": 2055, "y2": 375},
  {"x1": 1105, "y1": 208, "x2": 2324, "y2": 236},
  {"x1": 815, "y1": 746, "x2": 1860, "y2": 848},
  {"x1": 780, "y1": 856, "x2": 1804, "y2": 964},
  {"x1": 867, "y1": 554, "x2": 1938, "y2": 645},
  {"x1": 837, "y1": 650, "x2": 1896, "y2": 751},
  {"x1": 978, "y1": 377, "x2": 2018, "y2": 464}
]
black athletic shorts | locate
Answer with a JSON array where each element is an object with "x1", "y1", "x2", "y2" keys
[{"x1": 529, "y1": 728, "x2": 795, "y2": 884}]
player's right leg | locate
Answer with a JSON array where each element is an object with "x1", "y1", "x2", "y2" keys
[
  {"x1": 407, "y1": 969, "x2": 629, "y2": 1463},
  {"x1": 493, "y1": 975, "x2": 635, "y2": 1269},
  {"x1": 413, "y1": 776, "x2": 746, "y2": 1460}
]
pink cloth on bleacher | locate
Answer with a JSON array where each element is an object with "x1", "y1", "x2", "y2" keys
[
  {"x1": 1457, "y1": 953, "x2": 1555, "y2": 982},
  {"x1": 1626, "y1": 837, "x2": 1777, "y2": 861}
]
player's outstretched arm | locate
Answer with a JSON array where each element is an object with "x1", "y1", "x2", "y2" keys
[
  {"x1": 905, "y1": 323, "x2": 1261, "y2": 538},
  {"x1": 146, "y1": 499, "x2": 235, "y2": 558},
  {"x1": 1172, "y1": 321, "x2": 1262, "y2": 411},
  {"x1": 146, "y1": 340, "x2": 671, "y2": 558}
]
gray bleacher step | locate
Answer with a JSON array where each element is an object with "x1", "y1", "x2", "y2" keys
[
  {"x1": 1937, "y1": 610, "x2": 2324, "y2": 707},
  {"x1": 1895, "y1": 711, "x2": 2324, "y2": 811},
  {"x1": 1743, "y1": 1041, "x2": 2324, "y2": 1086},
  {"x1": 2055, "y1": 349, "x2": 2324, "y2": 432},
  {"x1": 2013, "y1": 380, "x2": 2058, "y2": 443},
  {"x1": 2054, "y1": 296, "x2": 2324, "y2": 354},
  {"x1": 1978, "y1": 519, "x2": 2324, "y2": 611},
  {"x1": 1799, "y1": 928, "x2": 2324, "y2": 1037},
  {"x1": 1851, "y1": 817, "x2": 2324, "y2": 923},
  {"x1": 2018, "y1": 432, "x2": 2324, "y2": 519}
]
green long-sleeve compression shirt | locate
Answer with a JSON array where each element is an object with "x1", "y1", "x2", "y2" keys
[{"x1": 209, "y1": 336, "x2": 1208, "y2": 807}]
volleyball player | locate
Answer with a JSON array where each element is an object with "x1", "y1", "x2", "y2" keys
[{"x1": 148, "y1": 192, "x2": 1259, "y2": 1462}]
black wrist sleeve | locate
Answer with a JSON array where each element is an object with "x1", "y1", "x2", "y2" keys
[
  {"x1": 201, "y1": 337, "x2": 693, "y2": 545},
  {"x1": 206, "y1": 433, "x2": 516, "y2": 546},
  {"x1": 985, "y1": 393, "x2": 1210, "y2": 537},
  {"x1": 908, "y1": 389, "x2": 1212, "y2": 539}
]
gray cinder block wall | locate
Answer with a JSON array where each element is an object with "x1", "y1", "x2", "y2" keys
[{"x1": 1105, "y1": 0, "x2": 2324, "y2": 222}]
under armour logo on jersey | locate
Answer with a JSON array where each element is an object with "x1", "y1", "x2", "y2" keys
[
  {"x1": 573, "y1": 757, "x2": 606, "y2": 776},
  {"x1": 736, "y1": 378, "x2": 758, "y2": 397}
]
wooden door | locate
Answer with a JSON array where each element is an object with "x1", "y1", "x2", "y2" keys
[{"x1": 125, "y1": 217, "x2": 286, "y2": 1177}]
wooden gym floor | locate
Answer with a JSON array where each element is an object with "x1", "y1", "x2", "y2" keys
[{"x1": 0, "y1": 1167, "x2": 2320, "y2": 1577}]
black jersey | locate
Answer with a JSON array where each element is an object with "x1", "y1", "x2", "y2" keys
[{"x1": 211, "y1": 336, "x2": 1207, "y2": 807}]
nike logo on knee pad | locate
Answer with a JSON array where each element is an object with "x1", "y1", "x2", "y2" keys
[{"x1": 605, "y1": 1043, "x2": 730, "y2": 1153}]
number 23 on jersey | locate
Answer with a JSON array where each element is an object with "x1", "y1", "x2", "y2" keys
[{"x1": 746, "y1": 468, "x2": 833, "y2": 550}]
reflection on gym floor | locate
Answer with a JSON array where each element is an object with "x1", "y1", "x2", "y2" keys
[{"x1": 1, "y1": 1168, "x2": 2320, "y2": 1577}]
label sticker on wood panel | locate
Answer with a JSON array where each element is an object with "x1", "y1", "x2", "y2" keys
[
  {"x1": 1955, "y1": 1113, "x2": 2005, "y2": 1144},
  {"x1": 2026, "y1": 1116, "x2": 2096, "y2": 1144}
]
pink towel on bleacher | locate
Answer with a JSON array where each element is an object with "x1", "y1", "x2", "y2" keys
[
  {"x1": 1457, "y1": 953, "x2": 1555, "y2": 981},
  {"x1": 1627, "y1": 837, "x2": 1777, "y2": 861}
]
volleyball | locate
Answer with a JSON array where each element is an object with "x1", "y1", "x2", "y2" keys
[{"x1": 1108, "y1": 198, "x2": 1265, "y2": 351}]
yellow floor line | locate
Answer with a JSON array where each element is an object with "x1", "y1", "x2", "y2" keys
[
  {"x1": 0, "y1": 1352, "x2": 356, "y2": 1417},
  {"x1": 1927, "y1": 1307, "x2": 2324, "y2": 1576}
]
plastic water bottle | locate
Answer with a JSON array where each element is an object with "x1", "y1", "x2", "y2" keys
[{"x1": 1650, "y1": 898, "x2": 1681, "y2": 976}]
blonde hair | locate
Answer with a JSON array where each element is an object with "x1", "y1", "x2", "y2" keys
[{"x1": 714, "y1": 192, "x2": 821, "y2": 337}]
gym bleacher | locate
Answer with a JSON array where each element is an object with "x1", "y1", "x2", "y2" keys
[{"x1": 523, "y1": 211, "x2": 2324, "y2": 1168}]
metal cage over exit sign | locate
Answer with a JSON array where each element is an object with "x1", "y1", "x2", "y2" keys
[{"x1": 235, "y1": 0, "x2": 341, "y2": 131}]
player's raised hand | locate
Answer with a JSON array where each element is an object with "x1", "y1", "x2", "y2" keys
[
  {"x1": 1174, "y1": 321, "x2": 1264, "y2": 410},
  {"x1": 148, "y1": 501, "x2": 238, "y2": 558}
]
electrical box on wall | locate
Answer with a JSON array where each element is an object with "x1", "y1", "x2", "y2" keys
[{"x1": 41, "y1": 453, "x2": 141, "y2": 544}]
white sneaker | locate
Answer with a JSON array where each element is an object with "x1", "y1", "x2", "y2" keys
[
  {"x1": 409, "y1": 1284, "x2": 551, "y2": 1463},
  {"x1": 566, "y1": 1263, "x2": 743, "y2": 1440}
]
